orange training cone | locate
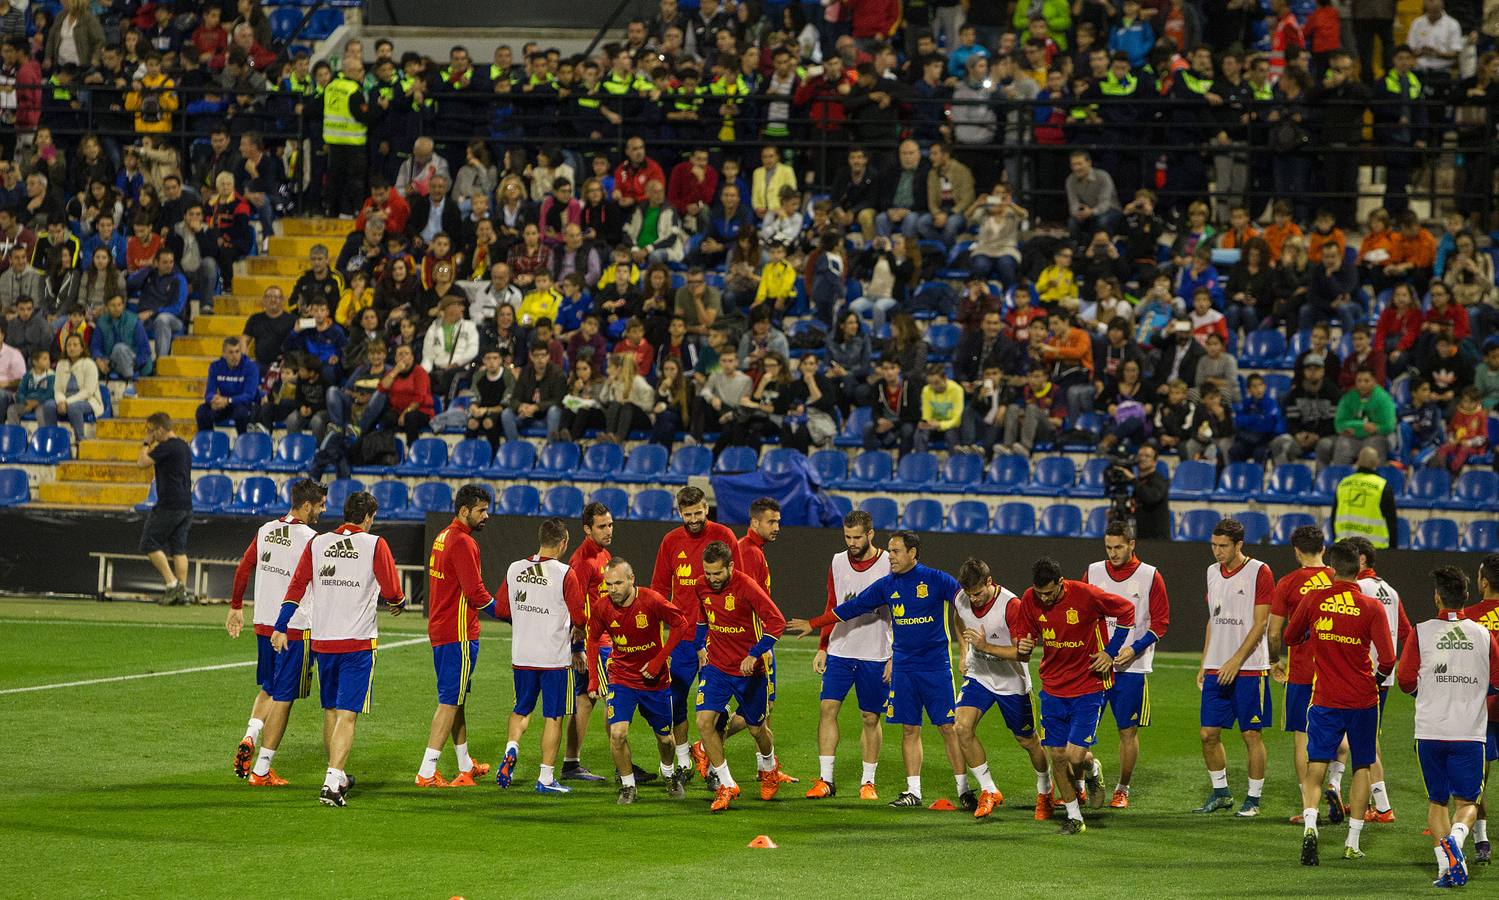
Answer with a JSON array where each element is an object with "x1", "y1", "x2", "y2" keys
[
  {"x1": 927, "y1": 798, "x2": 956, "y2": 811},
  {"x1": 748, "y1": 835, "x2": 778, "y2": 849}
]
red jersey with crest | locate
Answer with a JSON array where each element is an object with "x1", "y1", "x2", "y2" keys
[
  {"x1": 568, "y1": 536, "x2": 613, "y2": 651},
  {"x1": 425, "y1": 519, "x2": 494, "y2": 646},
  {"x1": 585, "y1": 587, "x2": 691, "y2": 692},
  {"x1": 1462, "y1": 597, "x2": 1499, "y2": 723},
  {"x1": 739, "y1": 529, "x2": 772, "y2": 593},
  {"x1": 696, "y1": 569, "x2": 786, "y2": 676},
  {"x1": 1270, "y1": 565, "x2": 1334, "y2": 684},
  {"x1": 650, "y1": 521, "x2": 744, "y2": 614},
  {"x1": 1284, "y1": 580, "x2": 1395, "y2": 709},
  {"x1": 1015, "y1": 580, "x2": 1135, "y2": 698}
]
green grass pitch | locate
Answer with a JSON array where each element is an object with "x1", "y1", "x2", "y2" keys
[{"x1": 0, "y1": 597, "x2": 1476, "y2": 898}]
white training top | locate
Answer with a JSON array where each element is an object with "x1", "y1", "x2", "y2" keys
[
  {"x1": 826, "y1": 549, "x2": 893, "y2": 662},
  {"x1": 252, "y1": 515, "x2": 317, "y2": 631},
  {"x1": 954, "y1": 588, "x2": 1030, "y2": 695},
  {"x1": 1087, "y1": 559, "x2": 1161, "y2": 674},
  {"x1": 507, "y1": 556, "x2": 577, "y2": 669},
  {"x1": 1411, "y1": 617, "x2": 1494, "y2": 743},
  {"x1": 1203, "y1": 559, "x2": 1270, "y2": 672},
  {"x1": 1358, "y1": 574, "x2": 1404, "y2": 688},
  {"x1": 305, "y1": 529, "x2": 386, "y2": 644}
]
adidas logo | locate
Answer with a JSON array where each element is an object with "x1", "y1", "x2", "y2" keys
[
  {"x1": 264, "y1": 524, "x2": 293, "y2": 547},
  {"x1": 1434, "y1": 663, "x2": 1448, "y2": 674},
  {"x1": 319, "y1": 564, "x2": 337, "y2": 578},
  {"x1": 260, "y1": 550, "x2": 271, "y2": 563},
  {"x1": 323, "y1": 537, "x2": 360, "y2": 559},
  {"x1": 1436, "y1": 627, "x2": 1475, "y2": 651},
  {"x1": 1298, "y1": 571, "x2": 1332, "y2": 595},
  {"x1": 516, "y1": 562, "x2": 550, "y2": 586},
  {"x1": 1318, "y1": 591, "x2": 1361, "y2": 617}
]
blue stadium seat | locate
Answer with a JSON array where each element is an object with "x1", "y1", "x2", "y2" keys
[
  {"x1": 304, "y1": 7, "x2": 343, "y2": 41},
  {"x1": 631, "y1": 489, "x2": 676, "y2": 521},
  {"x1": 1462, "y1": 521, "x2": 1499, "y2": 553},
  {"x1": 1216, "y1": 462, "x2": 1264, "y2": 501},
  {"x1": 268, "y1": 7, "x2": 301, "y2": 41},
  {"x1": 325, "y1": 478, "x2": 365, "y2": 513},
  {"x1": 1239, "y1": 329, "x2": 1287, "y2": 367},
  {"x1": 226, "y1": 476, "x2": 279, "y2": 515},
  {"x1": 542, "y1": 485, "x2": 585, "y2": 518},
  {"x1": 578, "y1": 442, "x2": 626, "y2": 481},
  {"x1": 487, "y1": 441, "x2": 537, "y2": 478},
  {"x1": 263, "y1": 433, "x2": 316, "y2": 474},
  {"x1": 615, "y1": 444, "x2": 669, "y2": 483},
  {"x1": 809, "y1": 449, "x2": 849, "y2": 487},
  {"x1": 1412, "y1": 518, "x2": 1461, "y2": 551},
  {"x1": 1022, "y1": 456, "x2": 1075, "y2": 496},
  {"x1": 1060, "y1": 413, "x2": 1102, "y2": 451},
  {"x1": 1310, "y1": 465, "x2": 1352, "y2": 504},
  {"x1": 847, "y1": 450, "x2": 894, "y2": 488},
  {"x1": 1177, "y1": 509, "x2": 1219, "y2": 542},
  {"x1": 1390, "y1": 377, "x2": 1413, "y2": 410},
  {"x1": 192, "y1": 474, "x2": 233, "y2": 513},
  {"x1": 498, "y1": 484, "x2": 541, "y2": 516},
  {"x1": 761, "y1": 447, "x2": 803, "y2": 476},
  {"x1": 589, "y1": 487, "x2": 631, "y2": 517},
  {"x1": 900, "y1": 498, "x2": 944, "y2": 532},
  {"x1": 1081, "y1": 506, "x2": 1109, "y2": 538},
  {"x1": 836, "y1": 407, "x2": 872, "y2": 447},
  {"x1": 1261, "y1": 373, "x2": 1292, "y2": 402},
  {"x1": 858, "y1": 497, "x2": 899, "y2": 531},
  {"x1": 993, "y1": 502, "x2": 1037, "y2": 535},
  {"x1": 531, "y1": 442, "x2": 581, "y2": 480},
  {"x1": 438, "y1": 439, "x2": 493, "y2": 477},
  {"x1": 1376, "y1": 464, "x2": 1406, "y2": 498},
  {"x1": 190, "y1": 431, "x2": 230, "y2": 469},
  {"x1": 945, "y1": 500, "x2": 991, "y2": 533},
  {"x1": 936, "y1": 452, "x2": 984, "y2": 493},
  {"x1": 410, "y1": 482, "x2": 454, "y2": 516},
  {"x1": 1073, "y1": 458, "x2": 1111, "y2": 498},
  {"x1": 0, "y1": 424, "x2": 26, "y2": 462},
  {"x1": 1404, "y1": 468, "x2": 1451, "y2": 509},
  {"x1": 19, "y1": 426, "x2": 70, "y2": 464},
  {"x1": 1273, "y1": 513, "x2": 1320, "y2": 545},
  {"x1": 1447, "y1": 470, "x2": 1498, "y2": 510},
  {"x1": 1284, "y1": 329, "x2": 1315, "y2": 366},
  {"x1": 927, "y1": 323, "x2": 961, "y2": 356},
  {"x1": 1037, "y1": 504, "x2": 1083, "y2": 538},
  {"x1": 1238, "y1": 510, "x2": 1271, "y2": 545},
  {"x1": 394, "y1": 438, "x2": 448, "y2": 477},
  {"x1": 665, "y1": 445, "x2": 711, "y2": 483},
  {"x1": 370, "y1": 480, "x2": 411, "y2": 518},
  {"x1": 893, "y1": 451, "x2": 940, "y2": 488},
  {"x1": 0, "y1": 468, "x2": 29, "y2": 507},
  {"x1": 136, "y1": 481, "x2": 158, "y2": 513},
  {"x1": 980, "y1": 454, "x2": 1029, "y2": 494},
  {"x1": 828, "y1": 494, "x2": 854, "y2": 518},
  {"x1": 714, "y1": 446, "x2": 758, "y2": 474},
  {"x1": 1170, "y1": 460, "x2": 1216, "y2": 499}
]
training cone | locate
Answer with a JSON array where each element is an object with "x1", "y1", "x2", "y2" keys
[
  {"x1": 927, "y1": 798, "x2": 956, "y2": 811},
  {"x1": 748, "y1": 835, "x2": 778, "y2": 849}
]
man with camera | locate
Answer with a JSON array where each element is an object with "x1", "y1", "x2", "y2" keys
[{"x1": 1109, "y1": 443, "x2": 1170, "y2": 540}]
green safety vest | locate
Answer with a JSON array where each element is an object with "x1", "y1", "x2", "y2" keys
[
  {"x1": 278, "y1": 74, "x2": 312, "y2": 96},
  {"x1": 1180, "y1": 71, "x2": 1212, "y2": 95},
  {"x1": 1248, "y1": 80, "x2": 1273, "y2": 101},
  {"x1": 1333, "y1": 471, "x2": 1390, "y2": 549},
  {"x1": 603, "y1": 70, "x2": 649, "y2": 95},
  {"x1": 47, "y1": 76, "x2": 72, "y2": 102},
  {"x1": 576, "y1": 86, "x2": 602, "y2": 109},
  {"x1": 1100, "y1": 72, "x2": 1137, "y2": 96},
  {"x1": 322, "y1": 75, "x2": 366, "y2": 146},
  {"x1": 1385, "y1": 70, "x2": 1422, "y2": 99}
]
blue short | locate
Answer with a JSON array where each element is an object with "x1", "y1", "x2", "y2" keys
[
  {"x1": 696, "y1": 665, "x2": 770, "y2": 726},
  {"x1": 257, "y1": 634, "x2": 314, "y2": 703},
  {"x1": 1418, "y1": 739, "x2": 1486, "y2": 803},
  {"x1": 886, "y1": 665, "x2": 957, "y2": 727},
  {"x1": 670, "y1": 642, "x2": 701, "y2": 726},
  {"x1": 1283, "y1": 682, "x2": 1313, "y2": 733},
  {"x1": 606, "y1": 682, "x2": 674, "y2": 735},
  {"x1": 578, "y1": 646, "x2": 612, "y2": 695},
  {"x1": 1306, "y1": 704, "x2": 1378, "y2": 769},
  {"x1": 1106, "y1": 671, "x2": 1150, "y2": 729},
  {"x1": 513, "y1": 667, "x2": 574, "y2": 719},
  {"x1": 820, "y1": 655, "x2": 888, "y2": 714},
  {"x1": 1200, "y1": 672, "x2": 1272, "y2": 732},
  {"x1": 317, "y1": 649, "x2": 375, "y2": 713},
  {"x1": 1039, "y1": 690, "x2": 1106, "y2": 749},
  {"x1": 433, "y1": 640, "x2": 479, "y2": 706},
  {"x1": 957, "y1": 680, "x2": 1036, "y2": 737}
]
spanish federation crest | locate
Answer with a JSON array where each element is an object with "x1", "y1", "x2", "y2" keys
[
  {"x1": 1066, "y1": 608, "x2": 1079, "y2": 625},
  {"x1": 916, "y1": 582, "x2": 929, "y2": 599},
  {"x1": 724, "y1": 594, "x2": 735, "y2": 611},
  {"x1": 635, "y1": 612, "x2": 648, "y2": 629}
]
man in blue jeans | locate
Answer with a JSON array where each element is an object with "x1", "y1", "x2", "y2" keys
[
  {"x1": 130, "y1": 248, "x2": 188, "y2": 361},
  {"x1": 502, "y1": 343, "x2": 566, "y2": 442}
]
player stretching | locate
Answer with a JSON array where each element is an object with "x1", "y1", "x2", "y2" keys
[
  {"x1": 1195, "y1": 517, "x2": 1275, "y2": 817},
  {"x1": 1014, "y1": 557, "x2": 1135, "y2": 834},
  {"x1": 696, "y1": 540, "x2": 787, "y2": 812},
  {"x1": 650, "y1": 486, "x2": 742, "y2": 777},
  {"x1": 1083, "y1": 521, "x2": 1170, "y2": 808},
  {"x1": 274, "y1": 490, "x2": 405, "y2": 807},
  {"x1": 562, "y1": 501, "x2": 615, "y2": 783},
  {"x1": 954, "y1": 559, "x2": 1053, "y2": 820},
  {"x1": 494, "y1": 518, "x2": 587, "y2": 794},
  {"x1": 587, "y1": 558, "x2": 694, "y2": 804},
  {"x1": 791, "y1": 531, "x2": 968, "y2": 810},
  {"x1": 805, "y1": 510, "x2": 892, "y2": 801},
  {"x1": 1266, "y1": 525, "x2": 1337, "y2": 824},
  {"x1": 1461, "y1": 553, "x2": 1499, "y2": 864},
  {"x1": 228, "y1": 478, "x2": 327, "y2": 785},
  {"x1": 1347, "y1": 535, "x2": 1411, "y2": 825},
  {"x1": 1284, "y1": 541, "x2": 1394, "y2": 865},
  {"x1": 414, "y1": 485, "x2": 496, "y2": 788},
  {"x1": 1401, "y1": 566, "x2": 1499, "y2": 887}
]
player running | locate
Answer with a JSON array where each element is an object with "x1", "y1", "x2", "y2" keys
[
  {"x1": 1195, "y1": 517, "x2": 1275, "y2": 818},
  {"x1": 791, "y1": 531, "x2": 968, "y2": 810},
  {"x1": 1082, "y1": 521, "x2": 1170, "y2": 809},
  {"x1": 1267, "y1": 525, "x2": 1338, "y2": 824},
  {"x1": 494, "y1": 517, "x2": 588, "y2": 794},
  {"x1": 650, "y1": 486, "x2": 743, "y2": 777},
  {"x1": 586, "y1": 558, "x2": 694, "y2": 805},
  {"x1": 1347, "y1": 535, "x2": 1411, "y2": 825},
  {"x1": 1401, "y1": 565, "x2": 1499, "y2": 887},
  {"x1": 805, "y1": 510, "x2": 892, "y2": 801},
  {"x1": 695, "y1": 540, "x2": 787, "y2": 812},
  {"x1": 273, "y1": 490, "x2": 405, "y2": 808},
  {"x1": 1013, "y1": 556, "x2": 1135, "y2": 835},
  {"x1": 954, "y1": 559, "x2": 1053, "y2": 820},
  {"x1": 413, "y1": 484, "x2": 496, "y2": 788},
  {"x1": 1284, "y1": 541, "x2": 1395, "y2": 865},
  {"x1": 1461, "y1": 553, "x2": 1499, "y2": 865},
  {"x1": 227, "y1": 478, "x2": 327, "y2": 785},
  {"x1": 563, "y1": 501, "x2": 616, "y2": 783}
]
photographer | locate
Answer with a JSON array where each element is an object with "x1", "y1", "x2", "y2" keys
[{"x1": 1112, "y1": 443, "x2": 1171, "y2": 540}]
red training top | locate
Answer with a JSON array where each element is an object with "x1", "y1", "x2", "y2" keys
[
  {"x1": 1270, "y1": 565, "x2": 1334, "y2": 685},
  {"x1": 696, "y1": 569, "x2": 786, "y2": 676},
  {"x1": 586, "y1": 586, "x2": 690, "y2": 693},
  {"x1": 426, "y1": 519, "x2": 493, "y2": 646},
  {"x1": 738, "y1": 529, "x2": 771, "y2": 593},
  {"x1": 650, "y1": 520, "x2": 743, "y2": 614},
  {"x1": 1285, "y1": 580, "x2": 1394, "y2": 709},
  {"x1": 1015, "y1": 580, "x2": 1135, "y2": 698},
  {"x1": 1462, "y1": 597, "x2": 1499, "y2": 721},
  {"x1": 568, "y1": 537, "x2": 614, "y2": 651}
]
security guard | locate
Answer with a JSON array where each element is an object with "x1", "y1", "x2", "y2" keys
[
  {"x1": 322, "y1": 57, "x2": 378, "y2": 217},
  {"x1": 1164, "y1": 46, "x2": 1219, "y2": 217},
  {"x1": 1331, "y1": 447, "x2": 1399, "y2": 550}
]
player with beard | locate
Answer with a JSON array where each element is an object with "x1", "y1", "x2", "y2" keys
[{"x1": 561, "y1": 501, "x2": 616, "y2": 783}]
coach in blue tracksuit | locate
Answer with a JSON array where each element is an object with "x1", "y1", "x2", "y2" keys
[{"x1": 196, "y1": 337, "x2": 262, "y2": 433}]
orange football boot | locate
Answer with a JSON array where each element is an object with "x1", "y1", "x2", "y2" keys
[
  {"x1": 1034, "y1": 792, "x2": 1055, "y2": 821},
  {"x1": 1364, "y1": 808, "x2": 1395, "y2": 824},
  {"x1": 691, "y1": 741, "x2": 709, "y2": 778},
  {"x1": 233, "y1": 738, "x2": 254, "y2": 779},
  {"x1": 415, "y1": 772, "x2": 451, "y2": 787},
  {"x1": 805, "y1": 778, "x2": 834, "y2": 799},
  {"x1": 451, "y1": 770, "x2": 487, "y2": 787},
  {"x1": 1110, "y1": 789, "x2": 1130, "y2": 809},
  {"x1": 858, "y1": 782, "x2": 879, "y2": 801},
  {"x1": 248, "y1": 770, "x2": 288, "y2": 786},
  {"x1": 466, "y1": 762, "x2": 492, "y2": 779},
  {"x1": 974, "y1": 790, "x2": 1003, "y2": 818},
  {"x1": 758, "y1": 767, "x2": 784, "y2": 800},
  {"x1": 710, "y1": 784, "x2": 741, "y2": 812},
  {"x1": 771, "y1": 767, "x2": 799, "y2": 784}
]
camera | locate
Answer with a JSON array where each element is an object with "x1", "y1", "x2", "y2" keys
[{"x1": 1104, "y1": 449, "x2": 1136, "y2": 526}]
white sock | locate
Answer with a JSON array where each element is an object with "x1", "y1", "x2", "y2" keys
[
  {"x1": 1115, "y1": 782, "x2": 1129, "y2": 795},
  {"x1": 973, "y1": 763, "x2": 997, "y2": 794},
  {"x1": 1304, "y1": 808, "x2": 1319, "y2": 833},
  {"x1": 1247, "y1": 777, "x2": 1264, "y2": 800},
  {"x1": 165, "y1": 578, "x2": 180, "y2": 590},
  {"x1": 1473, "y1": 819, "x2": 1487, "y2": 842},
  {"x1": 620, "y1": 772, "x2": 636, "y2": 788},
  {"x1": 564, "y1": 756, "x2": 579, "y2": 765},
  {"x1": 538, "y1": 763, "x2": 555, "y2": 785},
  {"x1": 1346, "y1": 818, "x2": 1364, "y2": 851},
  {"x1": 1065, "y1": 799, "x2": 1082, "y2": 822},
  {"x1": 955, "y1": 772, "x2": 969, "y2": 795},
  {"x1": 1036, "y1": 769, "x2": 1052, "y2": 794},
  {"x1": 819, "y1": 755, "x2": 835, "y2": 782},
  {"x1": 714, "y1": 762, "x2": 737, "y2": 790},
  {"x1": 659, "y1": 761, "x2": 674, "y2": 779},
  {"x1": 252, "y1": 747, "x2": 275, "y2": 777},
  {"x1": 1436, "y1": 846, "x2": 1451, "y2": 874},
  {"x1": 1370, "y1": 781, "x2": 1391, "y2": 812},
  {"x1": 244, "y1": 718, "x2": 264, "y2": 743},
  {"x1": 861, "y1": 761, "x2": 878, "y2": 785},
  {"x1": 454, "y1": 742, "x2": 473, "y2": 772},
  {"x1": 1209, "y1": 768, "x2": 1229, "y2": 790},
  {"x1": 324, "y1": 767, "x2": 344, "y2": 791},
  {"x1": 505, "y1": 740, "x2": 519, "y2": 756},
  {"x1": 906, "y1": 775, "x2": 922, "y2": 798},
  {"x1": 675, "y1": 743, "x2": 691, "y2": 768},
  {"x1": 756, "y1": 751, "x2": 775, "y2": 772},
  {"x1": 1452, "y1": 823, "x2": 1470, "y2": 846},
  {"x1": 1327, "y1": 761, "x2": 1345, "y2": 794},
  {"x1": 418, "y1": 748, "x2": 441, "y2": 779}
]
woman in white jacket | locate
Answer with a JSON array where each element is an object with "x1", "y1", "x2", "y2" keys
[
  {"x1": 44, "y1": 332, "x2": 103, "y2": 440},
  {"x1": 597, "y1": 352, "x2": 655, "y2": 443},
  {"x1": 421, "y1": 295, "x2": 480, "y2": 400}
]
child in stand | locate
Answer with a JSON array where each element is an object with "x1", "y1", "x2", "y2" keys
[
  {"x1": 6, "y1": 349, "x2": 54, "y2": 424},
  {"x1": 1400, "y1": 377, "x2": 1445, "y2": 466},
  {"x1": 1431, "y1": 386, "x2": 1488, "y2": 476}
]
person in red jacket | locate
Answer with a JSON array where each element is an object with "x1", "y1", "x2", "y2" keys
[
  {"x1": 4, "y1": 38, "x2": 42, "y2": 141},
  {"x1": 845, "y1": 0, "x2": 900, "y2": 42},
  {"x1": 612, "y1": 136, "x2": 666, "y2": 210},
  {"x1": 667, "y1": 148, "x2": 718, "y2": 222},
  {"x1": 1374, "y1": 283, "x2": 1423, "y2": 371},
  {"x1": 354, "y1": 178, "x2": 410, "y2": 237},
  {"x1": 373, "y1": 343, "x2": 434, "y2": 441}
]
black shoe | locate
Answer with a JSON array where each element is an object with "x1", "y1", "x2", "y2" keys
[
  {"x1": 1057, "y1": 818, "x2": 1086, "y2": 835},
  {"x1": 632, "y1": 763, "x2": 658, "y2": 784},
  {"x1": 889, "y1": 791, "x2": 922, "y2": 808},
  {"x1": 341, "y1": 774, "x2": 355, "y2": 795},
  {"x1": 666, "y1": 768, "x2": 687, "y2": 800},
  {"x1": 1475, "y1": 840, "x2": 1491, "y2": 864},
  {"x1": 959, "y1": 790, "x2": 978, "y2": 812},
  {"x1": 1323, "y1": 789, "x2": 1345, "y2": 825},
  {"x1": 617, "y1": 785, "x2": 637, "y2": 805},
  {"x1": 319, "y1": 786, "x2": 347, "y2": 807},
  {"x1": 1301, "y1": 829, "x2": 1320, "y2": 866}
]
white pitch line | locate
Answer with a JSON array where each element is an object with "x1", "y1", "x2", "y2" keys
[{"x1": 0, "y1": 636, "x2": 428, "y2": 696}]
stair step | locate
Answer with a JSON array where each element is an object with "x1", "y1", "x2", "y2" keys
[
  {"x1": 135, "y1": 376, "x2": 206, "y2": 399},
  {"x1": 94, "y1": 417, "x2": 197, "y2": 440},
  {"x1": 193, "y1": 314, "x2": 250, "y2": 337},
  {"x1": 235, "y1": 274, "x2": 295, "y2": 298},
  {"x1": 156, "y1": 355, "x2": 214, "y2": 377},
  {"x1": 245, "y1": 256, "x2": 311, "y2": 277},
  {"x1": 117, "y1": 396, "x2": 201, "y2": 420},
  {"x1": 212, "y1": 295, "x2": 262, "y2": 316},
  {"x1": 77, "y1": 439, "x2": 144, "y2": 462},
  {"x1": 56, "y1": 461, "x2": 156, "y2": 484},
  {"x1": 170, "y1": 334, "x2": 226, "y2": 356},
  {"x1": 280, "y1": 218, "x2": 354, "y2": 238},
  {"x1": 266, "y1": 235, "x2": 336, "y2": 260},
  {"x1": 37, "y1": 481, "x2": 151, "y2": 506}
]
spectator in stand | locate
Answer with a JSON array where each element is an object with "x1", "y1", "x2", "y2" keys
[
  {"x1": 409, "y1": 175, "x2": 462, "y2": 249},
  {"x1": 1270, "y1": 352, "x2": 1340, "y2": 465},
  {"x1": 999, "y1": 366, "x2": 1065, "y2": 458},
  {"x1": 1129, "y1": 442, "x2": 1172, "y2": 539},
  {"x1": 43, "y1": 332, "x2": 101, "y2": 441},
  {"x1": 43, "y1": 0, "x2": 104, "y2": 71},
  {"x1": 1419, "y1": 333, "x2": 1474, "y2": 405},
  {"x1": 125, "y1": 52, "x2": 179, "y2": 135},
  {"x1": 327, "y1": 340, "x2": 392, "y2": 436},
  {"x1": 235, "y1": 132, "x2": 280, "y2": 239},
  {"x1": 504, "y1": 342, "x2": 567, "y2": 442},
  {"x1": 89, "y1": 292, "x2": 150, "y2": 382},
  {"x1": 922, "y1": 142, "x2": 974, "y2": 244},
  {"x1": 1152, "y1": 319, "x2": 1203, "y2": 399},
  {"x1": 130, "y1": 247, "x2": 187, "y2": 361},
  {"x1": 1431, "y1": 386, "x2": 1488, "y2": 476},
  {"x1": 395, "y1": 137, "x2": 450, "y2": 199},
  {"x1": 1228, "y1": 373, "x2": 1284, "y2": 463},
  {"x1": 612, "y1": 136, "x2": 665, "y2": 211},
  {"x1": 207, "y1": 172, "x2": 253, "y2": 293},
  {"x1": 1476, "y1": 341, "x2": 1499, "y2": 411},
  {"x1": 1185, "y1": 383, "x2": 1235, "y2": 464},
  {"x1": 363, "y1": 342, "x2": 430, "y2": 441},
  {"x1": 1332, "y1": 367, "x2": 1397, "y2": 464},
  {"x1": 240, "y1": 286, "x2": 295, "y2": 373},
  {"x1": 1194, "y1": 331, "x2": 1241, "y2": 405},
  {"x1": 1383, "y1": 209, "x2": 1437, "y2": 292},
  {"x1": 1443, "y1": 232, "x2": 1498, "y2": 341},
  {"x1": 0, "y1": 344, "x2": 46, "y2": 425},
  {"x1": 421, "y1": 295, "x2": 480, "y2": 399},
  {"x1": 597, "y1": 351, "x2": 655, "y2": 444},
  {"x1": 286, "y1": 297, "x2": 347, "y2": 382},
  {"x1": 1303, "y1": 239, "x2": 1361, "y2": 334},
  {"x1": 462, "y1": 348, "x2": 514, "y2": 450},
  {"x1": 290, "y1": 244, "x2": 344, "y2": 314},
  {"x1": 196, "y1": 336, "x2": 260, "y2": 434},
  {"x1": 0, "y1": 245, "x2": 41, "y2": 308},
  {"x1": 1338, "y1": 326, "x2": 1387, "y2": 389},
  {"x1": 355, "y1": 179, "x2": 410, "y2": 238},
  {"x1": 1066, "y1": 150, "x2": 1121, "y2": 241},
  {"x1": 966, "y1": 187, "x2": 1026, "y2": 287},
  {"x1": 1108, "y1": 0, "x2": 1155, "y2": 69}
]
